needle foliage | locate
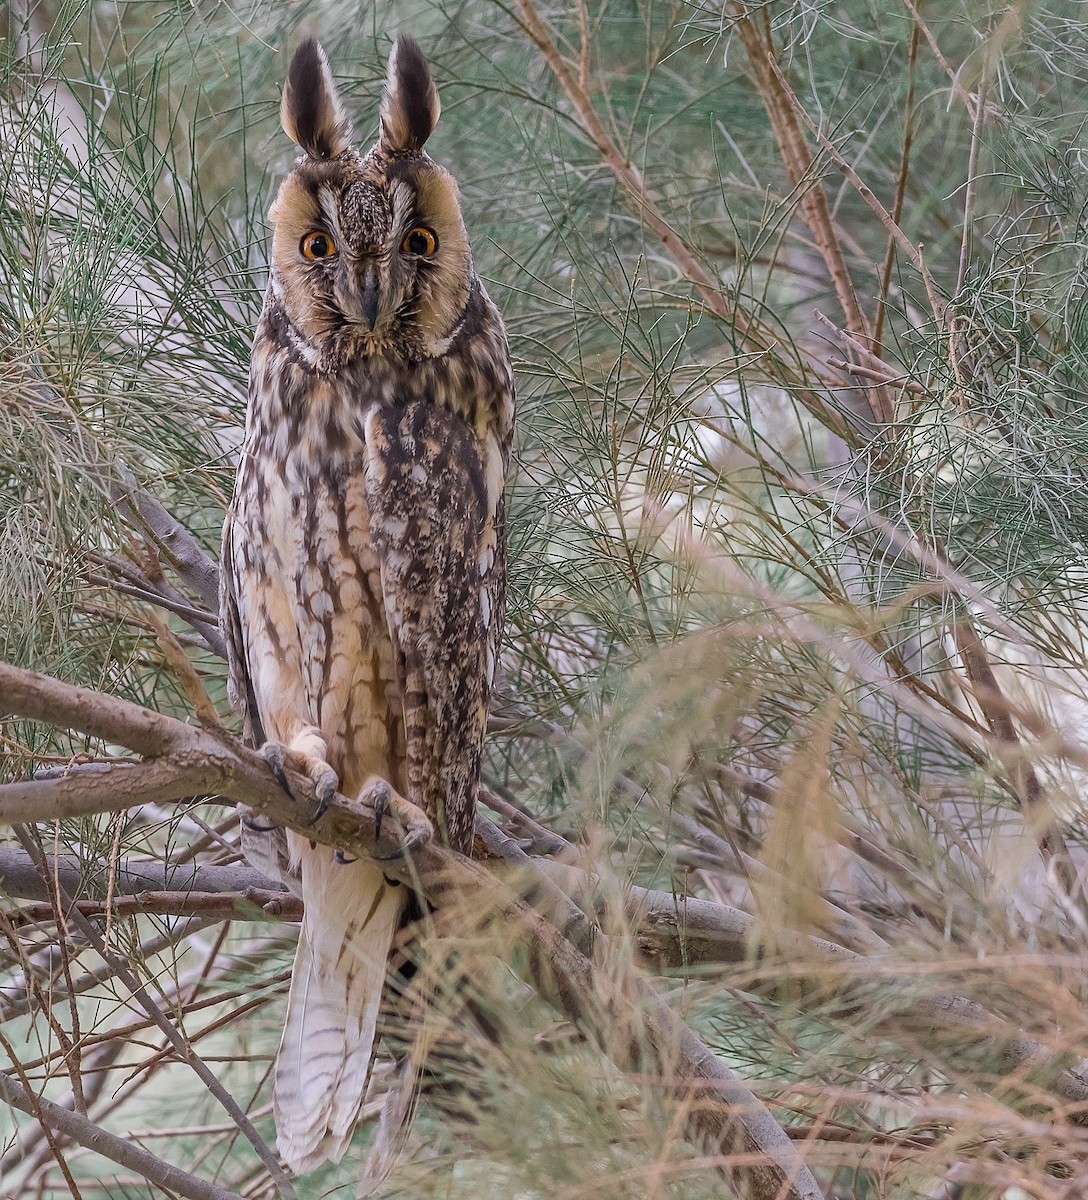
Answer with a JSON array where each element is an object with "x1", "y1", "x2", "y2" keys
[{"x1": 4, "y1": 1, "x2": 1088, "y2": 1196}]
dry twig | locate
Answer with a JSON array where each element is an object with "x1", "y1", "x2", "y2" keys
[{"x1": 0, "y1": 658, "x2": 825, "y2": 1200}]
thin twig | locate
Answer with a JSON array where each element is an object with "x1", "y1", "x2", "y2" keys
[
  {"x1": 514, "y1": 0, "x2": 747, "y2": 335},
  {"x1": 728, "y1": 5, "x2": 895, "y2": 422},
  {"x1": 955, "y1": 66, "x2": 988, "y2": 299},
  {"x1": 873, "y1": 21, "x2": 919, "y2": 357},
  {"x1": 1, "y1": 659, "x2": 824, "y2": 1200},
  {"x1": 900, "y1": 0, "x2": 976, "y2": 113},
  {"x1": 951, "y1": 619, "x2": 1078, "y2": 897},
  {"x1": 0, "y1": 1067, "x2": 247, "y2": 1200},
  {"x1": 737, "y1": 22, "x2": 944, "y2": 324},
  {"x1": 12, "y1": 827, "x2": 298, "y2": 1200}
]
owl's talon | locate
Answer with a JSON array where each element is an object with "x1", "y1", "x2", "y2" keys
[
  {"x1": 334, "y1": 848, "x2": 358, "y2": 865},
  {"x1": 306, "y1": 768, "x2": 339, "y2": 827},
  {"x1": 260, "y1": 742, "x2": 293, "y2": 796},
  {"x1": 242, "y1": 815, "x2": 278, "y2": 834},
  {"x1": 357, "y1": 777, "x2": 433, "y2": 862},
  {"x1": 260, "y1": 741, "x2": 340, "y2": 827},
  {"x1": 373, "y1": 833, "x2": 429, "y2": 862},
  {"x1": 372, "y1": 781, "x2": 390, "y2": 843},
  {"x1": 369, "y1": 807, "x2": 433, "y2": 861}
]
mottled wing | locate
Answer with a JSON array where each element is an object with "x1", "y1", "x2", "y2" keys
[
  {"x1": 220, "y1": 509, "x2": 263, "y2": 747},
  {"x1": 363, "y1": 399, "x2": 506, "y2": 854},
  {"x1": 220, "y1": 508, "x2": 295, "y2": 887}
]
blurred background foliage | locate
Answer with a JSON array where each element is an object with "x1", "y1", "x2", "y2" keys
[{"x1": 4, "y1": 0, "x2": 1088, "y2": 1196}]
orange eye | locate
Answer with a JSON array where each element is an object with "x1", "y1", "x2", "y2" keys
[
  {"x1": 401, "y1": 226, "x2": 438, "y2": 256},
  {"x1": 301, "y1": 231, "x2": 337, "y2": 259}
]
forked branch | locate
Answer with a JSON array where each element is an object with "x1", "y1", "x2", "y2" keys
[
  {"x1": 0, "y1": 1069, "x2": 246, "y2": 1200},
  {"x1": 0, "y1": 658, "x2": 824, "y2": 1200}
]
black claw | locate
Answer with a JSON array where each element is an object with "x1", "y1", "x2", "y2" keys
[
  {"x1": 334, "y1": 848, "x2": 358, "y2": 865},
  {"x1": 370, "y1": 824, "x2": 427, "y2": 863},
  {"x1": 372, "y1": 782, "x2": 389, "y2": 844},
  {"x1": 263, "y1": 739, "x2": 293, "y2": 796},
  {"x1": 304, "y1": 771, "x2": 338, "y2": 826},
  {"x1": 242, "y1": 815, "x2": 277, "y2": 834},
  {"x1": 306, "y1": 794, "x2": 331, "y2": 828}
]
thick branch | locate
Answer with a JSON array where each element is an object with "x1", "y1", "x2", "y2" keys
[
  {"x1": 0, "y1": 660, "x2": 823, "y2": 1200},
  {"x1": 0, "y1": 849, "x2": 279, "y2": 903},
  {"x1": 0, "y1": 760, "x2": 224, "y2": 825},
  {"x1": 0, "y1": 661, "x2": 201, "y2": 759}
]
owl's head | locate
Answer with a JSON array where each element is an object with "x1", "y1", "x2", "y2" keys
[{"x1": 268, "y1": 37, "x2": 473, "y2": 364}]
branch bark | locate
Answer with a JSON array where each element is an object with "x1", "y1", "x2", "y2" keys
[
  {"x1": 4, "y1": 844, "x2": 852, "y2": 969},
  {"x1": 9, "y1": 825, "x2": 297, "y2": 1200},
  {"x1": 952, "y1": 618, "x2": 1078, "y2": 897},
  {"x1": 0, "y1": 658, "x2": 824, "y2": 1200},
  {"x1": 0, "y1": 1069, "x2": 246, "y2": 1200},
  {"x1": 727, "y1": 4, "x2": 895, "y2": 423}
]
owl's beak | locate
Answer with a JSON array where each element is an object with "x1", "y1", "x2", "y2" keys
[{"x1": 360, "y1": 263, "x2": 380, "y2": 332}]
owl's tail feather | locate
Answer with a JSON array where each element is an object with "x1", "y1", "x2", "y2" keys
[
  {"x1": 357, "y1": 1051, "x2": 424, "y2": 1194},
  {"x1": 274, "y1": 845, "x2": 407, "y2": 1175},
  {"x1": 358, "y1": 1007, "x2": 433, "y2": 1194}
]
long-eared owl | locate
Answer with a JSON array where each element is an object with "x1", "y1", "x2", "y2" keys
[{"x1": 220, "y1": 36, "x2": 514, "y2": 1174}]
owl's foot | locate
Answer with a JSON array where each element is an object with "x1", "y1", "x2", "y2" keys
[
  {"x1": 358, "y1": 777, "x2": 433, "y2": 861},
  {"x1": 260, "y1": 738, "x2": 339, "y2": 826}
]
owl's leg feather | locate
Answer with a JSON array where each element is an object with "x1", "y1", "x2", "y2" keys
[
  {"x1": 359, "y1": 776, "x2": 434, "y2": 861},
  {"x1": 261, "y1": 729, "x2": 339, "y2": 825}
]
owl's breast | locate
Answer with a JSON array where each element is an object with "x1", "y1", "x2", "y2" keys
[{"x1": 234, "y1": 421, "x2": 405, "y2": 796}]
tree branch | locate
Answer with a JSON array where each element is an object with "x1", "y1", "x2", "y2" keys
[
  {"x1": 105, "y1": 457, "x2": 221, "y2": 619},
  {"x1": 952, "y1": 618, "x2": 1078, "y2": 896},
  {"x1": 10, "y1": 826, "x2": 298, "y2": 1200},
  {"x1": 0, "y1": 658, "x2": 824, "y2": 1200},
  {"x1": 728, "y1": 4, "x2": 895, "y2": 424},
  {"x1": 0, "y1": 1068, "x2": 246, "y2": 1200}
]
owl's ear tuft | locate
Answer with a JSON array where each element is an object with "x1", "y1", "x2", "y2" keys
[
  {"x1": 379, "y1": 36, "x2": 440, "y2": 155},
  {"x1": 281, "y1": 38, "x2": 352, "y2": 159}
]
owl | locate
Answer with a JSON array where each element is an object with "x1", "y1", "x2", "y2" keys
[{"x1": 220, "y1": 36, "x2": 514, "y2": 1175}]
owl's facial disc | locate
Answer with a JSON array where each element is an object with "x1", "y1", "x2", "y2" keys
[{"x1": 268, "y1": 38, "x2": 475, "y2": 362}]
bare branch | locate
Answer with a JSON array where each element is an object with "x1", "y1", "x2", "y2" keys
[
  {"x1": 0, "y1": 844, "x2": 850, "y2": 970},
  {"x1": 952, "y1": 618, "x2": 1078, "y2": 896},
  {"x1": 1, "y1": 659, "x2": 824, "y2": 1200},
  {"x1": 728, "y1": 4, "x2": 894, "y2": 424},
  {"x1": 107, "y1": 457, "x2": 221, "y2": 618},
  {"x1": 17, "y1": 373, "x2": 225, "y2": 655},
  {"x1": 0, "y1": 660, "x2": 201, "y2": 759},
  {"x1": 0, "y1": 1068, "x2": 247, "y2": 1200},
  {"x1": 0, "y1": 916, "x2": 216, "y2": 1024},
  {"x1": 9, "y1": 889, "x2": 298, "y2": 924},
  {"x1": 0, "y1": 760, "x2": 224, "y2": 825},
  {"x1": 0, "y1": 848, "x2": 275, "y2": 902},
  {"x1": 11, "y1": 828, "x2": 297, "y2": 1200}
]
